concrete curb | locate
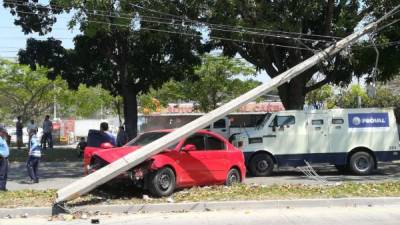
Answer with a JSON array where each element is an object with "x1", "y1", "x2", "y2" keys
[{"x1": 1, "y1": 197, "x2": 400, "y2": 218}]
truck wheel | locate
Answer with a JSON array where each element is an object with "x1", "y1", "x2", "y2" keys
[
  {"x1": 225, "y1": 168, "x2": 241, "y2": 186},
  {"x1": 349, "y1": 152, "x2": 375, "y2": 175},
  {"x1": 148, "y1": 167, "x2": 176, "y2": 197},
  {"x1": 249, "y1": 154, "x2": 274, "y2": 177}
]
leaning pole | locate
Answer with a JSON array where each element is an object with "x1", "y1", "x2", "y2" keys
[{"x1": 55, "y1": 6, "x2": 399, "y2": 203}]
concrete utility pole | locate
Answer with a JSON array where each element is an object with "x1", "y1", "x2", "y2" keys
[{"x1": 55, "y1": 5, "x2": 400, "y2": 203}]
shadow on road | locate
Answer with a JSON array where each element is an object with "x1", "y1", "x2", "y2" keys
[{"x1": 245, "y1": 162, "x2": 400, "y2": 184}]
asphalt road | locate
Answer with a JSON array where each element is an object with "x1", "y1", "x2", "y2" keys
[
  {"x1": 6, "y1": 161, "x2": 400, "y2": 191},
  {"x1": 1, "y1": 206, "x2": 399, "y2": 225}
]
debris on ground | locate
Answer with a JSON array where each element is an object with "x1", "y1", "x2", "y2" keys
[{"x1": 142, "y1": 195, "x2": 152, "y2": 201}]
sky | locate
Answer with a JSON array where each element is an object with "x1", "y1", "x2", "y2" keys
[
  {"x1": 0, "y1": 0, "x2": 272, "y2": 83},
  {"x1": 0, "y1": 0, "x2": 81, "y2": 60}
]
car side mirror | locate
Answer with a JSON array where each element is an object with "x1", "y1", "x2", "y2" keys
[
  {"x1": 182, "y1": 144, "x2": 196, "y2": 152},
  {"x1": 100, "y1": 142, "x2": 113, "y2": 149}
]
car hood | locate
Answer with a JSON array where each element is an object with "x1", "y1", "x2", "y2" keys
[
  {"x1": 94, "y1": 146, "x2": 143, "y2": 163},
  {"x1": 94, "y1": 145, "x2": 172, "y2": 163}
]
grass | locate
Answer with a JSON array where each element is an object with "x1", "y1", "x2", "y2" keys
[
  {"x1": 1, "y1": 182, "x2": 400, "y2": 208},
  {"x1": 0, "y1": 189, "x2": 57, "y2": 208},
  {"x1": 8, "y1": 147, "x2": 81, "y2": 162}
]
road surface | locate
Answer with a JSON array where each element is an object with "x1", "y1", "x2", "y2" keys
[
  {"x1": 1, "y1": 205, "x2": 399, "y2": 225},
  {"x1": 7, "y1": 162, "x2": 400, "y2": 190},
  {"x1": 6, "y1": 162, "x2": 400, "y2": 190}
]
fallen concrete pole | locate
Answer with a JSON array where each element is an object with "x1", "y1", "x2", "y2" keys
[{"x1": 55, "y1": 7, "x2": 399, "y2": 203}]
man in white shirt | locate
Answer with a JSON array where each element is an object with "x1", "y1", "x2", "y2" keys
[
  {"x1": 27, "y1": 119, "x2": 38, "y2": 136},
  {"x1": 27, "y1": 129, "x2": 41, "y2": 183}
]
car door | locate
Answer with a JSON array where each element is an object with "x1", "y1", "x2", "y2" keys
[
  {"x1": 203, "y1": 134, "x2": 229, "y2": 183},
  {"x1": 178, "y1": 134, "x2": 210, "y2": 186}
]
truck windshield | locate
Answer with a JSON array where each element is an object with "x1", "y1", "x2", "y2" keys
[
  {"x1": 127, "y1": 132, "x2": 169, "y2": 146},
  {"x1": 256, "y1": 113, "x2": 272, "y2": 129}
]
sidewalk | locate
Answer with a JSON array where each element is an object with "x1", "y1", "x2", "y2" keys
[{"x1": 1, "y1": 197, "x2": 400, "y2": 217}]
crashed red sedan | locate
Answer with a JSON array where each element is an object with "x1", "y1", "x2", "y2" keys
[{"x1": 84, "y1": 130, "x2": 246, "y2": 197}]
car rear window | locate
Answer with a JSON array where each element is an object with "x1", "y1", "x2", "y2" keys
[
  {"x1": 207, "y1": 136, "x2": 225, "y2": 150},
  {"x1": 127, "y1": 132, "x2": 169, "y2": 146}
]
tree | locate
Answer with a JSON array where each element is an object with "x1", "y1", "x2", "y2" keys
[
  {"x1": 306, "y1": 85, "x2": 335, "y2": 109},
  {"x1": 335, "y1": 84, "x2": 370, "y2": 108},
  {"x1": 0, "y1": 60, "x2": 116, "y2": 123},
  {"x1": 140, "y1": 55, "x2": 260, "y2": 112},
  {"x1": 0, "y1": 60, "x2": 67, "y2": 123},
  {"x1": 191, "y1": 1, "x2": 400, "y2": 109},
  {"x1": 186, "y1": 55, "x2": 258, "y2": 112},
  {"x1": 57, "y1": 84, "x2": 115, "y2": 119},
  {"x1": 4, "y1": 0, "x2": 203, "y2": 138}
]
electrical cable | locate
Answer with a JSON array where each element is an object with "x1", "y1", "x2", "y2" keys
[
  {"x1": 3, "y1": 0, "x2": 342, "y2": 42},
  {"x1": 7, "y1": 9, "x2": 316, "y2": 51}
]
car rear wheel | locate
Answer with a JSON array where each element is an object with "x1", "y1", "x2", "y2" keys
[
  {"x1": 349, "y1": 152, "x2": 375, "y2": 175},
  {"x1": 148, "y1": 167, "x2": 176, "y2": 197},
  {"x1": 225, "y1": 168, "x2": 241, "y2": 186},
  {"x1": 249, "y1": 153, "x2": 274, "y2": 177}
]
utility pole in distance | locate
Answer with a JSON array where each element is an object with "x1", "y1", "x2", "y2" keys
[{"x1": 55, "y1": 5, "x2": 400, "y2": 204}]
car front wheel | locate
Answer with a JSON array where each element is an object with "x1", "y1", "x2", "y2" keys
[
  {"x1": 225, "y1": 168, "x2": 241, "y2": 186},
  {"x1": 148, "y1": 167, "x2": 176, "y2": 197}
]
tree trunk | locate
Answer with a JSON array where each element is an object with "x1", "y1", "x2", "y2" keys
[
  {"x1": 277, "y1": 76, "x2": 308, "y2": 110},
  {"x1": 122, "y1": 83, "x2": 138, "y2": 140}
]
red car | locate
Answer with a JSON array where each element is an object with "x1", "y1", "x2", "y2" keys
[{"x1": 84, "y1": 129, "x2": 246, "y2": 197}]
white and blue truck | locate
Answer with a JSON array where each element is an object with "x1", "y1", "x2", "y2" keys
[{"x1": 232, "y1": 108, "x2": 400, "y2": 176}]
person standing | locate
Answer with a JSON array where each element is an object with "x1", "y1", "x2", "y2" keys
[
  {"x1": 0, "y1": 126, "x2": 9, "y2": 191},
  {"x1": 27, "y1": 119, "x2": 38, "y2": 149},
  {"x1": 76, "y1": 137, "x2": 87, "y2": 158},
  {"x1": 41, "y1": 115, "x2": 53, "y2": 150},
  {"x1": 27, "y1": 129, "x2": 41, "y2": 183},
  {"x1": 116, "y1": 126, "x2": 128, "y2": 147},
  {"x1": 27, "y1": 119, "x2": 38, "y2": 137},
  {"x1": 16, "y1": 116, "x2": 23, "y2": 150},
  {"x1": 100, "y1": 122, "x2": 116, "y2": 146}
]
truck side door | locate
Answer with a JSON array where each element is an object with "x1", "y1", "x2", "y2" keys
[
  {"x1": 307, "y1": 114, "x2": 330, "y2": 159},
  {"x1": 263, "y1": 113, "x2": 308, "y2": 167}
]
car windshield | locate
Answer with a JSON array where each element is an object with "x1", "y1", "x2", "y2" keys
[
  {"x1": 256, "y1": 113, "x2": 272, "y2": 129},
  {"x1": 127, "y1": 132, "x2": 170, "y2": 146}
]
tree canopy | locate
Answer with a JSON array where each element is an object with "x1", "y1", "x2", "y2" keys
[
  {"x1": 197, "y1": 0, "x2": 400, "y2": 109},
  {"x1": 4, "y1": 0, "x2": 204, "y2": 138},
  {"x1": 0, "y1": 60, "x2": 115, "y2": 124},
  {"x1": 0, "y1": 60, "x2": 65, "y2": 123}
]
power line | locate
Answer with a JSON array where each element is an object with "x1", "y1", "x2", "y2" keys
[
  {"x1": 8, "y1": 9, "x2": 316, "y2": 51},
  {"x1": 130, "y1": 3, "x2": 343, "y2": 40},
  {"x1": 4, "y1": 1, "x2": 332, "y2": 44},
  {"x1": 5, "y1": 0, "x2": 400, "y2": 44},
  {"x1": 3, "y1": 1, "x2": 400, "y2": 52},
  {"x1": 4, "y1": 0, "x2": 341, "y2": 43},
  {"x1": 5, "y1": 9, "x2": 400, "y2": 52},
  {"x1": 0, "y1": 36, "x2": 74, "y2": 40}
]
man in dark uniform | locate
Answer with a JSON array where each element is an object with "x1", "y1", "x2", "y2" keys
[{"x1": 0, "y1": 126, "x2": 10, "y2": 191}]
